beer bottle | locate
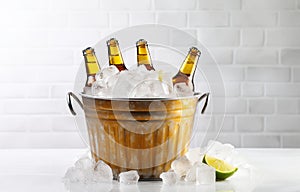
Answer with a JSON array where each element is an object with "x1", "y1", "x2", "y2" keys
[
  {"x1": 172, "y1": 47, "x2": 201, "y2": 91},
  {"x1": 107, "y1": 38, "x2": 127, "y2": 71},
  {"x1": 136, "y1": 39, "x2": 155, "y2": 71},
  {"x1": 82, "y1": 47, "x2": 101, "y2": 87}
]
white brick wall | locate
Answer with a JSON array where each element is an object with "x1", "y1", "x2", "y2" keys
[
  {"x1": 231, "y1": 11, "x2": 277, "y2": 27},
  {"x1": 282, "y1": 49, "x2": 300, "y2": 65},
  {"x1": 197, "y1": 0, "x2": 241, "y2": 10},
  {"x1": 0, "y1": 0, "x2": 299, "y2": 148},
  {"x1": 242, "y1": 0, "x2": 296, "y2": 10},
  {"x1": 236, "y1": 116, "x2": 264, "y2": 132},
  {"x1": 236, "y1": 49, "x2": 278, "y2": 65},
  {"x1": 249, "y1": 99, "x2": 275, "y2": 114},
  {"x1": 241, "y1": 29, "x2": 264, "y2": 47},
  {"x1": 242, "y1": 83, "x2": 264, "y2": 97},
  {"x1": 189, "y1": 12, "x2": 229, "y2": 27},
  {"x1": 267, "y1": 29, "x2": 300, "y2": 47},
  {"x1": 197, "y1": 29, "x2": 240, "y2": 47},
  {"x1": 293, "y1": 68, "x2": 300, "y2": 82},
  {"x1": 246, "y1": 67, "x2": 290, "y2": 82}
]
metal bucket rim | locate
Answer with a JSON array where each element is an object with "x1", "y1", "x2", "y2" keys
[{"x1": 79, "y1": 92, "x2": 203, "y2": 101}]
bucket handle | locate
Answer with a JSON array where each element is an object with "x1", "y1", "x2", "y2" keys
[
  {"x1": 67, "y1": 92, "x2": 83, "y2": 116},
  {"x1": 198, "y1": 92, "x2": 209, "y2": 114},
  {"x1": 66, "y1": 91, "x2": 209, "y2": 115}
]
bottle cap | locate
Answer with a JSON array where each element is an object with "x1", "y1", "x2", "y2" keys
[
  {"x1": 189, "y1": 47, "x2": 201, "y2": 56},
  {"x1": 82, "y1": 47, "x2": 94, "y2": 55},
  {"x1": 136, "y1": 39, "x2": 148, "y2": 46},
  {"x1": 107, "y1": 38, "x2": 119, "y2": 46}
]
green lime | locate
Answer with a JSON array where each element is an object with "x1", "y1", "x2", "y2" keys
[{"x1": 203, "y1": 155, "x2": 238, "y2": 181}]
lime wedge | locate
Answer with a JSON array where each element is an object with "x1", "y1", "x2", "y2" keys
[{"x1": 203, "y1": 155, "x2": 238, "y2": 181}]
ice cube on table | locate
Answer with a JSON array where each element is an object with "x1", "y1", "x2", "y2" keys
[
  {"x1": 84, "y1": 169, "x2": 100, "y2": 183},
  {"x1": 94, "y1": 160, "x2": 113, "y2": 181},
  {"x1": 119, "y1": 170, "x2": 140, "y2": 184},
  {"x1": 95, "y1": 65, "x2": 119, "y2": 81},
  {"x1": 173, "y1": 82, "x2": 194, "y2": 97},
  {"x1": 185, "y1": 161, "x2": 202, "y2": 182},
  {"x1": 206, "y1": 140, "x2": 235, "y2": 162},
  {"x1": 171, "y1": 156, "x2": 192, "y2": 178},
  {"x1": 63, "y1": 167, "x2": 86, "y2": 183},
  {"x1": 74, "y1": 157, "x2": 95, "y2": 170},
  {"x1": 160, "y1": 171, "x2": 177, "y2": 185},
  {"x1": 185, "y1": 148, "x2": 205, "y2": 165},
  {"x1": 196, "y1": 163, "x2": 216, "y2": 185}
]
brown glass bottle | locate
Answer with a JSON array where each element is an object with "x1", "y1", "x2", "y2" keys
[
  {"x1": 82, "y1": 47, "x2": 101, "y2": 87},
  {"x1": 107, "y1": 38, "x2": 127, "y2": 71},
  {"x1": 136, "y1": 39, "x2": 155, "y2": 71},
  {"x1": 172, "y1": 47, "x2": 201, "y2": 91}
]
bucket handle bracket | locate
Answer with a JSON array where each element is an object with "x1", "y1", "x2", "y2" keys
[
  {"x1": 67, "y1": 92, "x2": 83, "y2": 116},
  {"x1": 198, "y1": 92, "x2": 209, "y2": 114}
]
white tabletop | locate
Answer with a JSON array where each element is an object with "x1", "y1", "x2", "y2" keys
[{"x1": 0, "y1": 148, "x2": 299, "y2": 192}]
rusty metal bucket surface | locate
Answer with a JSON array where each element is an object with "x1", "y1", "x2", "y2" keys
[{"x1": 67, "y1": 92, "x2": 209, "y2": 180}]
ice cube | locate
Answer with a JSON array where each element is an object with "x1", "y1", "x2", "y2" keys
[
  {"x1": 160, "y1": 171, "x2": 177, "y2": 185},
  {"x1": 91, "y1": 80, "x2": 108, "y2": 96},
  {"x1": 185, "y1": 148, "x2": 205, "y2": 165},
  {"x1": 111, "y1": 70, "x2": 137, "y2": 98},
  {"x1": 95, "y1": 65, "x2": 119, "y2": 81},
  {"x1": 119, "y1": 170, "x2": 140, "y2": 184},
  {"x1": 196, "y1": 163, "x2": 216, "y2": 185},
  {"x1": 83, "y1": 86, "x2": 92, "y2": 95},
  {"x1": 84, "y1": 169, "x2": 99, "y2": 183},
  {"x1": 106, "y1": 74, "x2": 119, "y2": 88},
  {"x1": 74, "y1": 157, "x2": 95, "y2": 170},
  {"x1": 158, "y1": 70, "x2": 173, "y2": 93},
  {"x1": 185, "y1": 161, "x2": 202, "y2": 182},
  {"x1": 171, "y1": 156, "x2": 192, "y2": 178},
  {"x1": 173, "y1": 82, "x2": 194, "y2": 97},
  {"x1": 150, "y1": 81, "x2": 168, "y2": 97},
  {"x1": 94, "y1": 160, "x2": 113, "y2": 181},
  {"x1": 129, "y1": 79, "x2": 169, "y2": 98},
  {"x1": 129, "y1": 80, "x2": 150, "y2": 98},
  {"x1": 135, "y1": 65, "x2": 149, "y2": 72},
  {"x1": 63, "y1": 167, "x2": 86, "y2": 183},
  {"x1": 206, "y1": 140, "x2": 235, "y2": 162}
]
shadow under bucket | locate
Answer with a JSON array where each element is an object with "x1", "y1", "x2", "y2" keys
[{"x1": 67, "y1": 92, "x2": 209, "y2": 180}]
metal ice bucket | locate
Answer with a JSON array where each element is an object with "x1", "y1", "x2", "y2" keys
[{"x1": 67, "y1": 92, "x2": 209, "y2": 180}]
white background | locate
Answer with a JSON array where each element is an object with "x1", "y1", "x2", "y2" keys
[{"x1": 0, "y1": 0, "x2": 299, "y2": 148}]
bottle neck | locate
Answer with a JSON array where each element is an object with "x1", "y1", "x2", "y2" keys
[
  {"x1": 137, "y1": 44, "x2": 154, "y2": 71},
  {"x1": 179, "y1": 53, "x2": 198, "y2": 77},
  {"x1": 84, "y1": 53, "x2": 100, "y2": 76},
  {"x1": 108, "y1": 45, "x2": 127, "y2": 71},
  {"x1": 83, "y1": 52, "x2": 100, "y2": 87}
]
